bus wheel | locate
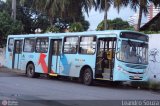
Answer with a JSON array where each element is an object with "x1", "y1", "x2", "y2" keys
[
  {"x1": 83, "y1": 68, "x2": 93, "y2": 85},
  {"x1": 26, "y1": 63, "x2": 36, "y2": 78}
]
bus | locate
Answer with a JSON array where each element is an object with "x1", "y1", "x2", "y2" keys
[{"x1": 5, "y1": 30, "x2": 149, "y2": 85}]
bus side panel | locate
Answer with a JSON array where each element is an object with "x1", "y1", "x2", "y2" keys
[
  {"x1": 5, "y1": 39, "x2": 13, "y2": 69},
  {"x1": 59, "y1": 54, "x2": 78, "y2": 76},
  {"x1": 74, "y1": 54, "x2": 96, "y2": 78},
  {"x1": 21, "y1": 53, "x2": 49, "y2": 74},
  {"x1": 59, "y1": 54, "x2": 96, "y2": 78},
  {"x1": 20, "y1": 53, "x2": 36, "y2": 72},
  {"x1": 35, "y1": 53, "x2": 49, "y2": 74}
]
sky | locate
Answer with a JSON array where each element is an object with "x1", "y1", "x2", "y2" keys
[{"x1": 84, "y1": 6, "x2": 147, "y2": 30}]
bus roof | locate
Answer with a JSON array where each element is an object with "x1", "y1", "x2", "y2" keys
[{"x1": 7, "y1": 30, "x2": 147, "y2": 38}]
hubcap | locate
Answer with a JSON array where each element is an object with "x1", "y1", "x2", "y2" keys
[
  {"x1": 84, "y1": 71, "x2": 91, "y2": 82},
  {"x1": 28, "y1": 66, "x2": 33, "y2": 76}
]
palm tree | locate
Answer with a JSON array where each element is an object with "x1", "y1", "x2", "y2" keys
[
  {"x1": 32, "y1": 0, "x2": 61, "y2": 25},
  {"x1": 95, "y1": 0, "x2": 113, "y2": 30},
  {"x1": 31, "y1": 0, "x2": 95, "y2": 25},
  {"x1": 11, "y1": 0, "x2": 16, "y2": 21},
  {"x1": 129, "y1": 0, "x2": 160, "y2": 31},
  {"x1": 137, "y1": 0, "x2": 149, "y2": 31},
  {"x1": 64, "y1": 0, "x2": 95, "y2": 22},
  {"x1": 150, "y1": 0, "x2": 160, "y2": 7},
  {"x1": 113, "y1": 0, "x2": 129, "y2": 13}
]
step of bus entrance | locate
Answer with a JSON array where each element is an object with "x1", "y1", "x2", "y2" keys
[
  {"x1": 102, "y1": 73, "x2": 110, "y2": 79},
  {"x1": 103, "y1": 69, "x2": 110, "y2": 73}
]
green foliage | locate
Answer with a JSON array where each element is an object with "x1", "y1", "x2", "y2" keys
[
  {"x1": 69, "y1": 22, "x2": 84, "y2": 32},
  {"x1": 142, "y1": 31, "x2": 160, "y2": 34},
  {"x1": 31, "y1": 0, "x2": 90, "y2": 32},
  {"x1": 17, "y1": 7, "x2": 50, "y2": 33},
  {"x1": 97, "y1": 18, "x2": 131, "y2": 30},
  {"x1": 46, "y1": 26, "x2": 61, "y2": 33},
  {"x1": 13, "y1": 0, "x2": 50, "y2": 33},
  {"x1": 0, "y1": 11, "x2": 23, "y2": 39}
]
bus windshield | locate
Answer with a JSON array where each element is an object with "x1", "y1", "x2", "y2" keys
[{"x1": 117, "y1": 40, "x2": 148, "y2": 64}]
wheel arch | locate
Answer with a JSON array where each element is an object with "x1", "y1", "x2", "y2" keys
[
  {"x1": 26, "y1": 61, "x2": 34, "y2": 74},
  {"x1": 79, "y1": 65, "x2": 94, "y2": 79}
]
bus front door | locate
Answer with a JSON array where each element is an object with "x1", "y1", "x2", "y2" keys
[
  {"x1": 96, "y1": 38, "x2": 116, "y2": 80},
  {"x1": 12, "y1": 40, "x2": 23, "y2": 69},
  {"x1": 48, "y1": 39, "x2": 62, "y2": 74}
]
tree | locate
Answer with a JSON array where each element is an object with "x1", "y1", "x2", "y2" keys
[
  {"x1": 113, "y1": 0, "x2": 129, "y2": 13},
  {"x1": 137, "y1": 0, "x2": 148, "y2": 31},
  {"x1": 5, "y1": 0, "x2": 50, "y2": 33},
  {"x1": 129, "y1": 0, "x2": 160, "y2": 31},
  {"x1": 69, "y1": 22, "x2": 84, "y2": 32},
  {"x1": 17, "y1": 6, "x2": 50, "y2": 33},
  {"x1": 11, "y1": 0, "x2": 16, "y2": 21},
  {"x1": 0, "y1": 11, "x2": 23, "y2": 39},
  {"x1": 97, "y1": 18, "x2": 132, "y2": 30},
  {"x1": 32, "y1": 0, "x2": 95, "y2": 22},
  {"x1": 95, "y1": 0, "x2": 113, "y2": 30},
  {"x1": 31, "y1": 0, "x2": 92, "y2": 31}
]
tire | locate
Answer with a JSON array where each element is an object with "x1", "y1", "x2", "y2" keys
[
  {"x1": 83, "y1": 68, "x2": 93, "y2": 85},
  {"x1": 26, "y1": 63, "x2": 37, "y2": 78}
]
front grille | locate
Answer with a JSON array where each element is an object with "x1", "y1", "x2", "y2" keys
[
  {"x1": 127, "y1": 71, "x2": 144, "y2": 74},
  {"x1": 126, "y1": 64, "x2": 147, "y2": 69}
]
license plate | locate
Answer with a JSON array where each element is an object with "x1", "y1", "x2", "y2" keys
[{"x1": 134, "y1": 76, "x2": 140, "y2": 79}]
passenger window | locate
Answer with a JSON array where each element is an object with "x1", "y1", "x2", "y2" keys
[
  {"x1": 63, "y1": 37, "x2": 78, "y2": 54},
  {"x1": 79, "y1": 36, "x2": 96, "y2": 54},
  {"x1": 36, "y1": 38, "x2": 49, "y2": 53},
  {"x1": 24, "y1": 38, "x2": 35, "y2": 52}
]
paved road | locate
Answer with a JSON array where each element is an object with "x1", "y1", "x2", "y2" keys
[{"x1": 0, "y1": 67, "x2": 159, "y2": 106}]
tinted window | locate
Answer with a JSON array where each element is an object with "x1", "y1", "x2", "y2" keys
[
  {"x1": 36, "y1": 38, "x2": 49, "y2": 53},
  {"x1": 8, "y1": 38, "x2": 14, "y2": 52},
  {"x1": 63, "y1": 37, "x2": 78, "y2": 54},
  {"x1": 120, "y1": 32, "x2": 148, "y2": 42},
  {"x1": 24, "y1": 38, "x2": 35, "y2": 52},
  {"x1": 79, "y1": 36, "x2": 96, "y2": 54}
]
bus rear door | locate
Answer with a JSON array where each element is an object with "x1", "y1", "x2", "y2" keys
[
  {"x1": 12, "y1": 39, "x2": 23, "y2": 69},
  {"x1": 48, "y1": 39, "x2": 62, "y2": 75}
]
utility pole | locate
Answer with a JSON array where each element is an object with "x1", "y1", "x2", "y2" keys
[{"x1": 11, "y1": 0, "x2": 16, "y2": 21}]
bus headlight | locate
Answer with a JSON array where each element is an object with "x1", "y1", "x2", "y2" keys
[{"x1": 117, "y1": 65, "x2": 128, "y2": 74}]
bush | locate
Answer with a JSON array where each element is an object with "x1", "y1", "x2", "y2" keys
[{"x1": 69, "y1": 22, "x2": 84, "y2": 32}]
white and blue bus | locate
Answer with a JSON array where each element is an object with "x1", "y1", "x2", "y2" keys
[{"x1": 5, "y1": 30, "x2": 149, "y2": 85}]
